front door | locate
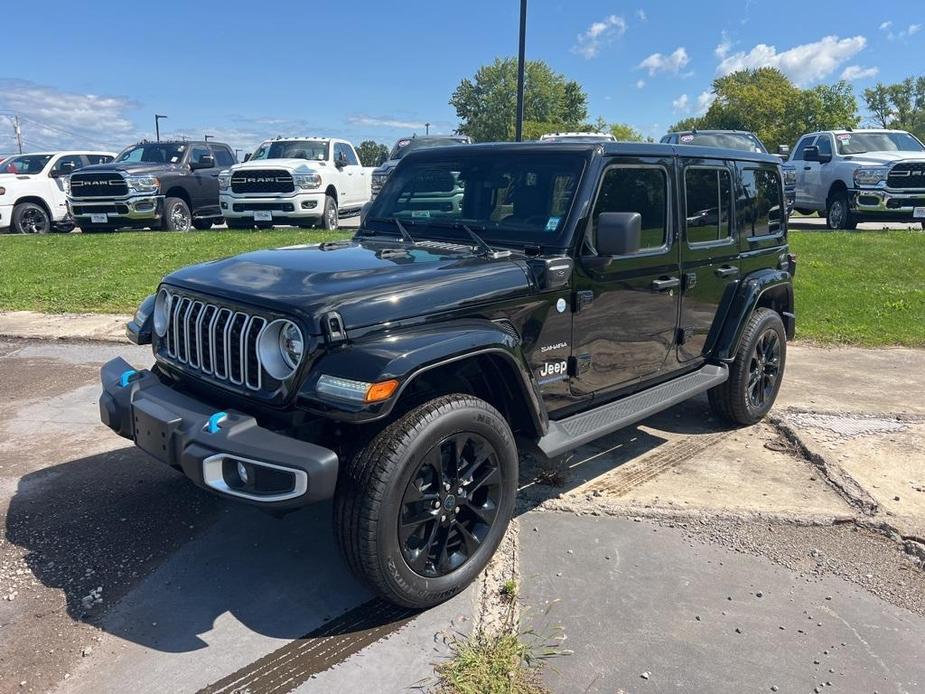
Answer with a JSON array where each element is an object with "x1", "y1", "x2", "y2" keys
[
  {"x1": 570, "y1": 157, "x2": 681, "y2": 397},
  {"x1": 677, "y1": 158, "x2": 739, "y2": 361},
  {"x1": 334, "y1": 142, "x2": 363, "y2": 207},
  {"x1": 187, "y1": 145, "x2": 221, "y2": 215}
]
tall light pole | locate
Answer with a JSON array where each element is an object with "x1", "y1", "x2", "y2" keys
[
  {"x1": 155, "y1": 114, "x2": 167, "y2": 142},
  {"x1": 425, "y1": 122, "x2": 431, "y2": 135},
  {"x1": 204, "y1": 134, "x2": 212, "y2": 141},
  {"x1": 12, "y1": 115, "x2": 23, "y2": 154},
  {"x1": 514, "y1": 0, "x2": 527, "y2": 142}
]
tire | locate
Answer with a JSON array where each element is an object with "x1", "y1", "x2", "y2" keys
[
  {"x1": 192, "y1": 219, "x2": 213, "y2": 230},
  {"x1": 161, "y1": 197, "x2": 192, "y2": 231},
  {"x1": 708, "y1": 308, "x2": 787, "y2": 426},
  {"x1": 825, "y1": 191, "x2": 857, "y2": 230},
  {"x1": 226, "y1": 219, "x2": 254, "y2": 230},
  {"x1": 334, "y1": 394, "x2": 518, "y2": 608},
  {"x1": 11, "y1": 202, "x2": 51, "y2": 234},
  {"x1": 794, "y1": 208, "x2": 814, "y2": 216},
  {"x1": 321, "y1": 195, "x2": 338, "y2": 230}
]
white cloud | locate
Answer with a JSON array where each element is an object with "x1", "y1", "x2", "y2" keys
[
  {"x1": 840, "y1": 65, "x2": 879, "y2": 81},
  {"x1": 716, "y1": 35, "x2": 867, "y2": 86},
  {"x1": 697, "y1": 90, "x2": 716, "y2": 113},
  {"x1": 636, "y1": 9, "x2": 647, "y2": 22},
  {"x1": 879, "y1": 20, "x2": 893, "y2": 31},
  {"x1": 346, "y1": 114, "x2": 428, "y2": 130},
  {"x1": 638, "y1": 47, "x2": 690, "y2": 76},
  {"x1": 909, "y1": 24, "x2": 922, "y2": 36},
  {"x1": 636, "y1": 79, "x2": 646, "y2": 89},
  {"x1": 672, "y1": 94, "x2": 690, "y2": 113},
  {"x1": 715, "y1": 31, "x2": 733, "y2": 59},
  {"x1": 573, "y1": 15, "x2": 627, "y2": 59},
  {"x1": 882, "y1": 22, "x2": 918, "y2": 40}
]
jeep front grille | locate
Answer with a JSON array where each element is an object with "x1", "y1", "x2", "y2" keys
[
  {"x1": 230, "y1": 169, "x2": 295, "y2": 194},
  {"x1": 162, "y1": 294, "x2": 268, "y2": 391},
  {"x1": 888, "y1": 162, "x2": 925, "y2": 190},
  {"x1": 69, "y1": 172, "x2": 128, "y2": 198}
]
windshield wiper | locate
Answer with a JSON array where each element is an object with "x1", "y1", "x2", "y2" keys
[
  {"x1": 460, "y1": 224, "x2": 497, "y2": 257},
  {"x1": 365, "y1": 216, "x2": 416, "y2": 244}
]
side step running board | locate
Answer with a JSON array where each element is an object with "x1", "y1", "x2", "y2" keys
[{"x1": 536, "y1": 364, "x2": 729, "y2": 458}]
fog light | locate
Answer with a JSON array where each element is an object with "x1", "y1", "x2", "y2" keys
[
  {"x1": 301, "y1": 200, "x2": 317, "y2": 209},
  {"x1": 236, "y1": 461, "x2": 250, "y2": 485}
]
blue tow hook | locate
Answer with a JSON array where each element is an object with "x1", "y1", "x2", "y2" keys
[
  {"x1": 205, "y1": 412, "x2": 229, "y2": 434},
  {"x1": 119, "y1": 369, "x2": 140, "y2": 388}
]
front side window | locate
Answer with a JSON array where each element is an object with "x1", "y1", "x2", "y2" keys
[
  {"x1": 213, "y1": 147, "x2": 235, "y2": 167},
  {"x1": 791, "y1": 136, "x2": 816, "y2": 161},
  {"x1": 189, "y1": 146, "x2": 211, "y2": 165},
  {"x1": 591, "y1": 166, "x2": 668, "y2": 252},
  {"x1": 334, "y1": 143, "x2": 358, "y2": 166},
  {"x1": 739, "y1": 168, "x2": 784, "y2": 237},
  {"x1": 250, "y1": 140, "x2": 329, "y2": 161},
  {"x1": 85, "y1": 154, "x2": 114, "y2": 165},
  {"x1": 55, "y1": 155, "x2": 85, "y2": 173},
  {"x1": 685, "y1": 167, "x2": 732, "y2": 245},
  {"x1": 817, "y1": 135, "x2": 832, "y2": 158},
  {"x1": 117, "y1": 143, "x2": 186, "y2": 164},
  {"x1": 2, "y1": 154, "x2": 52, "y2": 174}
]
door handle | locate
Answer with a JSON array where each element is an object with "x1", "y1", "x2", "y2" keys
[
  {"x1": 715, "y1": 266, "x2": 739, "y2": 278},
  {"x1": 804, "y1": 166, "x2": 811, "y2": 170},
  {"x1": 651, "y1": 277, "x2": 680, "y2": 292}
]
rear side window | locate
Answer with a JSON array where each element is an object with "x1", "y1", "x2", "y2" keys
[
  {"x1": 591, "y1": 166, "x2": 668, "y2": 252},
  {"x1": 738, "y1": 168, "x2": 785, "y2": 237},
  {"x1": 684, "y1": 166, "x2": 732, "y2": 245},
  {"x1": 213, "y1": 147, "x2": 235, "y2": 167}
]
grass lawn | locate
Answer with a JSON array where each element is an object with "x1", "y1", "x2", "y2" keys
[
  {"x1": 790, "y1": 229, "x2": 925, "y2": 347},
  {"x1": 1, "y1": 228, "x2": 922, "y2": 347},
  {"x1": 0, "y1": 229, "x2": 349, "y2": 314}
]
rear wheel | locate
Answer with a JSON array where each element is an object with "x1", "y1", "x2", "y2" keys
[
  {"x1": 161, "y1": 197, "x2": 192, "y2": 231},
  {"x1": 334, "y1": 394, "x2": 517, "y2": 608},
  {"x1": 321, "y1": 195, "x2": 338, "y2": 230},
  {"x1": 11, "y1": 202, "x2": 50, "y2": 234},
  {"x1": 825, "y1": 191, "x2": 857, "y2": 230},
  {"x1": 709, "y1": 308, "x2": 787, "y2": 425}
]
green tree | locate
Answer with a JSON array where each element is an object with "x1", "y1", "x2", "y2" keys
[
  {"x1": 450, "y1": 58, "x2": 588, "y2": 142},
  {"x1": 356, "y1": 140, "x2": 389, "y2": 167},
  {"x1": 669, "y1": 67, "x2": 859, "y2": 150},
  {"x1": 609, "y1": 122, "x2": 644, "y2": 141},
  {"x1": 864, "y1": 77, "x2": 925, "y2": 140}
]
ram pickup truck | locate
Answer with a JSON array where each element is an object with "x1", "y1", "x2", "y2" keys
[
  {"x1": 785, "y1": 129, "x2": 925, "y2": 229},
  {"x1": 370, "y1": 135, "x2": 470, "y2": 200},
  {"x1": 220, "y1": 138, "x2": 372, "y2": 230},
  {"x1": 102, "y1": 142, "x2": 794, "y2": 608},
  {"x1": 68, "y1": 141, "x2": 236, "y2": 232},
  {"x1": 0, "y1": 151, "x2": 114, "y2": 233}
]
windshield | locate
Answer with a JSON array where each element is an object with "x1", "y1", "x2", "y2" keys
[
  {"x1": 2, "y1": 154, "x2": 52, "y2": 174},
  {"x1": 678, "y1": 132, "x2": 767, "y2": 153},
  {"x1": 365, "y1": 151, "x2": 587, "y2": 246},
  {"x1": 541, "y1": 134, "x2": 615, "y2": 143},
  {"x1": 117, "y1": 143, "x2": 187, "y2": 164},
  {"x1": 250, "y1": 140, "x2": 329, "y2": 161},
  {"x1": 835, "y1": 131, "x2": 925, "y2": 155},
  {"x1": 388, "y1": 137, "x2": 468, "y2": 161}
]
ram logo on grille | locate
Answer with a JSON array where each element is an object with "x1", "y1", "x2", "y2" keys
[{"x1": 162, "y1": 295, "x2": 268, "y2": 391}]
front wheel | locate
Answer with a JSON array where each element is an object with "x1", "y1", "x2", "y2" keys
[
  {"x1": 825, "y1": 191, "x2": 857, "y2": 230},
  {"x1": 334, "y1": 394, "x2": 518, "y2": 608},
  {"x1": 321, "y1": 195, "x2": 338, "y2": 230},
  {"x1": 161, "y1": 197, "x2": 192, "y2": 231},
  {"x1": 11, "y1": 202, "x2": 51, "y2": 234},
  {"x1": 708, "y1": 308, "x2": 787, "y2": 425}
]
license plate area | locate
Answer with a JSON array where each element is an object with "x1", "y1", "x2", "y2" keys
[
  {"x1": 90, "y1": 213, "x2": 108, "y2": 224},
  {"x1": 914, "y1": 206, "x2": 925, "y2": 219},
  {"x1": 132, "y1": 398, "x2": 182, "y2": 463},
  {"x1": 254, "y1": 210, "x2": 273, "y2": 222}
]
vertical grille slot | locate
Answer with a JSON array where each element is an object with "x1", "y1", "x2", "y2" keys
[
  {"x1": 227, "y1": 312, "x2": 249, "y2": 385},
  {"x1": 213, "y1": 308, "x2": 232, "y2": 379},
  {"x1": 245, "y1": 317, "x2": 267, "y2": 390}
]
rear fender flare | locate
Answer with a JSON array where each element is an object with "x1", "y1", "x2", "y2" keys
[{"x1": 713, "y1": 269, "x2": 794, "y2": 361}]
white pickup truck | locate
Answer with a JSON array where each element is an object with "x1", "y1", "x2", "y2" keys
[
  {"x1": 219, "y1": 138, "x2": 373, "y2": 229},
  {"x1": 785, "y1": 129, "x2": 925, "y2": 229},
  {"x1": 0, "y1": 150, "x2": 115, "y2": 233}
]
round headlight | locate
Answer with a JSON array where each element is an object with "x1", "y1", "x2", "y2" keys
[
  {"x1": 258, "y1": 319, "x2": 304, "y2": 380},
  {"x1": 153, "y1": 289, "x2": 172, "y2": 337}
]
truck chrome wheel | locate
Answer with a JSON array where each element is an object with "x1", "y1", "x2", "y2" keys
[
  {"x1": 168, "y1": 201, "x2": 192, "y2": 231},
  {"x1": 747, "y1": 329, "x2": 780, "y2": 409},
  {"x1": 828, "y1": 198, "x2": 846, "y2": 229},
  {"x1": 399, "y1": 432, "x2": 501, "y2": 578}
]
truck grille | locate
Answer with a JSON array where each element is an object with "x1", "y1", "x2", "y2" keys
[
  {"x1": 888, "y1": 162, "x2": 925, "y2": 190},
  {"x1": 161, "y1": 294, "x2": 268, "y2": 391},
  {"x1": 69, "y1": 172, "x2": 128, "y2": 198},
  {"x1": 231, "y1": 169, "x2": 295, "y2": 194}
]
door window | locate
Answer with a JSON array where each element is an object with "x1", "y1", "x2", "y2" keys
[
  {"x1": 684, "y1": 167, "x2": 732, "y2": 245},
  {"x1": 189, "y1": 146, "x2": 212, "y2": 166},
  {"x1": 85, "y1": 154, "x2": 114, "y2": 165},
  {"x1": 55, "y1": 155, "x2": 85, "y2": 174},
  {"x1": 816, "y1": 134, "x2": 832, "y2": 158},
  {"x1": 738, "y1": 168, "x2": 785, "y2": 238},
  {"x1": 590, "y1": 166, "x2": 668, "y2": 253},
  {"x1": 791, "y1": 136, "x2": 816, "y2": 161},
  {"x1": 334, "y1": 143, "x2": 358, "y2": 166},
  {"x1": 212, "y1": 147, "x2": 235, "y2": 167}
]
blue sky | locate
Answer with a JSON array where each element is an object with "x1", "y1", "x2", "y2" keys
[{"x1": 1, "y1": 0, "x2": 921, "y2": 155}]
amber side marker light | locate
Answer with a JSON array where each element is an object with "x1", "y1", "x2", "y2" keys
[{"x1": 365, "y1": 379, "x2": 400, "y2": 402}]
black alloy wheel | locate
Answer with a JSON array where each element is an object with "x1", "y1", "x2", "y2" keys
[{"x1": 747, "y1": 329, "x2": 781, "y2": 409}]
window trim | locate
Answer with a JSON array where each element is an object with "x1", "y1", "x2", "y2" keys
[
  {"x1": 585, "y1": 161, "x2": 673, "y2": 259},
  {"x1": 740, "y1": 165, "x2": 786, "y2": 241},
  {"x1": 682, "y1": 163, "x2": 735, "y2": 249}
]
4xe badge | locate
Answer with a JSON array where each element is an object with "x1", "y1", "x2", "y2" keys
[{"x1": 537, "y1": 359, "x2": 568, "y2": 384}]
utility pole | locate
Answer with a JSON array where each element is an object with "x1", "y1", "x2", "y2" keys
[
  {"x1": 204, "y1": 134, "x2": 212, "y2": 141},
  {"x1": 155, "y1": 114, "x2": 167, "y2": 142},
  {"x1": 514, "y1": 0, "x2": 528, "y2": 142},
  {"x1": 425, "y1": 122, "x2": 431, "y2": 135},
  {"x1": 12, "y1": 115, "x2": 23, "y2": 154}
]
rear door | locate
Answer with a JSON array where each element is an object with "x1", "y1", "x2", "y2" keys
[
  {"x1": 570, "y1": 156, "x2": 681, "y2": 397},
  {"x1": 677, "y1": 157, "x2": 738, "y2": 362}
]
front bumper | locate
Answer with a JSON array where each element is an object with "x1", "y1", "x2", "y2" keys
[
  {"x1": 69, "y1": 195, "x2": 165, "y2": 226},
  {"x1": 852, "y1": 189, "x2": 925, "y2": 220},
  {"x1": 99, "y1": 357, "x2": 338, "y2": 509},
  {"x1": 220, "y1": 191, "x2": 326, "y2": 222},
  {"x1": 0, "y1": 202, "x2": 12, "y2": 230}
]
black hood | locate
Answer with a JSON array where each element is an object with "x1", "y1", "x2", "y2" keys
[
  {"x1": 76, "y1": 161, "x2": 184, "y2": 176},
  {"x1": 163, "y1": 238, "x2": 532, "y2": 334}
]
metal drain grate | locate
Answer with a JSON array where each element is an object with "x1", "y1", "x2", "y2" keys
[{"x1": 787, "y1": 412, "x2": 908, "y2": 438}]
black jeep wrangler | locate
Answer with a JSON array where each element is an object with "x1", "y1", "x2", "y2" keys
[
  {"x1": 100, "y1": 142, "x2": 795, "y2": 608},
  {"x1": 68, "y1": 140, "x2": 236, "y2": 232}
]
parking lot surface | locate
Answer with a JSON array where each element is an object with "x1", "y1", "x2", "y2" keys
[{"x1": 1, "y1": 338, "x2": 923, "y2": 693}]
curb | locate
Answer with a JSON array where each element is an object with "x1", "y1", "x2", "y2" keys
[{"x1": 0, "y1": 311, "x2": 131, "y2": 344}]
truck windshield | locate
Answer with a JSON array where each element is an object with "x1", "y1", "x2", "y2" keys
[
  {"x1": 835, "y1": 131, "x2": 925, "y2": 155},
  {"x1": 388, "y1": 137, "x2": 469, "y2": 161},
  {"x1": 117, "y1": 143, "x2": 187, "y2": 164},
  {"x1": 1, "y1": 154, "x2": 52, "y2": 174},
  {"x1": 364, "y1": 151, "x2": 586, "y2": 246},
  {"x1": 678, "y1": 132, "x2": 766, "y2": 153},
  {"x1": 250, "y1": 140, "x2": 329, "y2": 161}
]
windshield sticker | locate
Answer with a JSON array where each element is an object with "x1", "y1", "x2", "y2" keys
[
  {"x1": 397, "y1": 139, "x2": 412, "y2": 148},
  {"x1": 837, "y1": 134, "x2": 851, "y2": 141},
  {"x1": 411, "y1": 210, "x2": 431, "y2": 218},
  {"x1": 545, "y1": 216, "x2": 561, "y2": 231},
  {"x1": 170, "y1": 157, "x2": 179, "y2": 163},
  {"x1": 680, "y1": 134, "x2": 695, "y2": 143}
]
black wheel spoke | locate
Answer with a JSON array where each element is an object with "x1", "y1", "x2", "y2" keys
[
  {"x1": 468, "y1": 464, "x2": 501, "y2": 495},
  {"x1": 464, "y1": 499, "x2": 498, "y2": 527},
  {"x1": 456, "y1": 522, "x2": 481, "y2": 556}
]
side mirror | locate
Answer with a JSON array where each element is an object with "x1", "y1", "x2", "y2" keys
[
  {"x1": 243, "y1": 153, "x2": 252, "y2": 162},
  {"x1": 817, "y1": 151, "x2": 832, "y2": 164},
  {"x1": 53, "y1": 161, "x2": 76, "y2": 177},
  {"x1": 596, "y1": 212, "x2": 641, "y2": 256},
  {"x1": 190, "y1": 154, "x2": 215, "y2": 170},
  {"x1": 777, "y1": 144, "x2": 790, "y2": 156}
]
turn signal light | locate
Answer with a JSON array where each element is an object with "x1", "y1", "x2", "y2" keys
[{"x1": 365, "y1": 379, "x2": 399, "y2": 402}]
